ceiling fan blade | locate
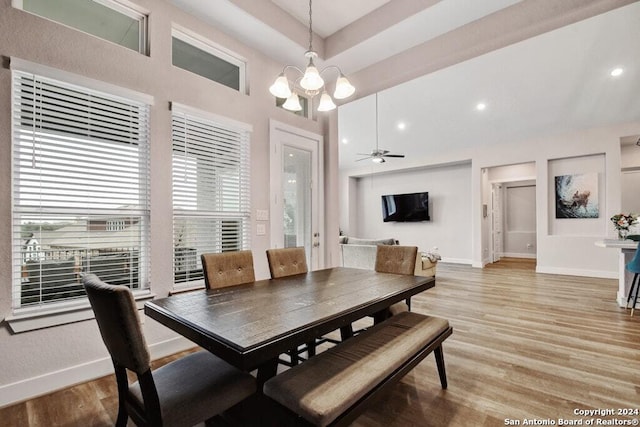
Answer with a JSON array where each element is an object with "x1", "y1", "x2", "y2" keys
[
  {"x1": 356, "y1": 153, "x2": 373, "y2": 156},
  {"x1": 356, "y1": 157, "x2": 372, "y2": 162},
  {"x1": 382, "y1": 154, "x2": 405, "y2": 158}
]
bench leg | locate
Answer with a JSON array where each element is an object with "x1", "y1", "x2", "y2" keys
[{"x1": 434, "y1": 345, "x2": 448, "y2": 389}]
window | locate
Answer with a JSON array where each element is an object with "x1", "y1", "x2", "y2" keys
[
  {"x1": 172, "y1": 104, "x2": 251, "y2": 288},
  {"x1": 11, "y1": 64, "x2": 151, "y2": 309},
  {"x1": 172, "y1": 28, "x2": 246, "y2": 93},
  {"x1": 14, "y1": 0, "x2": 148, "y2": 54}
]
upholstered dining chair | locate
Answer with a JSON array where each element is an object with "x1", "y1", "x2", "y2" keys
[
  {"x1": 266, "y1": 246, "x2": 308, "y2": 278},
  {"x1": 265, "y1": 247, "x2": 324, "y2": 364},
  {"x1": 375, "y1": 245, "x2": 419, "y2": 316},
  {"x1": 82, "y1": 274, "x2": 256, "y2": 427},
  {"x1": 201, "y1": 250, "x2": 255, "y2": 289},
  {"x1": 626, "y1": 242, "x2": 640, "y2": 316}
]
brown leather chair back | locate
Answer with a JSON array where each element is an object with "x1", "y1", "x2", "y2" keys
[
  {"x1": 201, "y1": 250, "x2": 255, "y2": 289},
  {"x1": 266, "y1": 247, "x2": 308, "y2": 279},
  {"x1": 83, "y1": 274, "x2": 150, "y2": 374},
  {"x1": 375, "y1": 245, "x2": 418, "y2": 275}
]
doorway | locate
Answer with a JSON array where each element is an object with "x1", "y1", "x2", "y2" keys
[
  {"x1": 485, "y1": 162, "x2": 537, "y2": 265},
  {"x1": 269, "y1": 120, "x2": 324, "y2": 270},
  {"x1": 490, "y1": 181, "x2": 537, "y2": 263}
]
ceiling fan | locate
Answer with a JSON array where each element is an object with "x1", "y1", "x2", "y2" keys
[{"x1": 356, "y1": 92, "x2": 405, "y2": 163}]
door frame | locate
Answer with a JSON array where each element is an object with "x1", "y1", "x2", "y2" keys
[
  {"x1": 269, "y1": 120, "x2": 325, "y2": 269},
  {"x1": 491, "y1": 183, "x2": 503, "y2": 263}
]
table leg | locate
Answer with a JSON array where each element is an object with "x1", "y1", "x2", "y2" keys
[
  {"x1": 340, "y1": 324, "x2": 353, "y2": 340},
  {"x1": 256, "y1": 358, "x2": 278, "y2": 387}
]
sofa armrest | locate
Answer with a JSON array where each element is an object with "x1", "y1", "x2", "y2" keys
[{"x1": 415, "y1": 255, "x2": 437, "y2": 277}]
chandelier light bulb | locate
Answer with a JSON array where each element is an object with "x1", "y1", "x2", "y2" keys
[
  {"x1": 333, "y1": 75, "x2": 355, "y2": 99},
  {"x1": 269, "y1": 73, "x2": 292, "y2": 98},
  {"x1": 300, "y1": 60, "x2": 324, "y2": 92},
  {"x1": 282, "y1": 93, "x2": 303, "y2": 111},
  {"x1": 317, "y1": 91, "x2": 336, "y2": 111}
]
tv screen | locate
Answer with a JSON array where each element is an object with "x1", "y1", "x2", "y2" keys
[{"x1": 381, "y1": 192, "x2": 430, "y2": 222}]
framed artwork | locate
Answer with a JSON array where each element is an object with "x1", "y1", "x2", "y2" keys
[{"x1": 555, "y1": 173, "x2": 599, "y2": 218}]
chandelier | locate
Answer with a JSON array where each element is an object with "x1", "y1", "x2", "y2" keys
[{"x1": 269, "y1": 0, "x2": 355, "y2": 112}]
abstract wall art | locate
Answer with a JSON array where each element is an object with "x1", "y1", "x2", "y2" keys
[{"x1": 555, "y1": 173, "x2": 599, "y2": 219}]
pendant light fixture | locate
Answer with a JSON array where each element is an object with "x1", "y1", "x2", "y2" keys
[{"x1": 269, "y1": 0, "x2": 355, "y2": 112}]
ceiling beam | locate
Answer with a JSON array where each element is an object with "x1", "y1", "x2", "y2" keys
[{"x1": 347, "y1": 0, "x2": 638, "y2": 100}]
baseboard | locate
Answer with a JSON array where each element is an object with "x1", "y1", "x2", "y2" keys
[
  {"x1": 0, "y1": 336, "x2": 195, "y2": 409},
  {"x1": 441, "y1": 257, "x2": 472, "y2": 265},
  {"x1": 617, "y1": 292, "x2": 640, "y2": 309},
  {"x1": 502, "y1": 252, "x2": 536, "y2": 259},
  {"x1": 535, "y1": 265, "x2": 617, "y2": 279}
]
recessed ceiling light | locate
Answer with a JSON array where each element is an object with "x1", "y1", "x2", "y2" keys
[
  {"x1": 476, "y1": 103, "x2": 487, "y2": 111},
  {"x1": 341, "y1": 138, "x2": 349, "y2": 144},
  {"x1": 610, "y1": 67, "x2": 624, "y2": 77},
  {"x1": 397, "y1": 122, "x2": 406, "y2": 130}
]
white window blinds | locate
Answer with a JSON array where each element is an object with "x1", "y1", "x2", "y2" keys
[
  {"x1": 172, "y1": 105, "x2": 251, "y2": 287},
  {"x1": 11, "y1": 69, "x2": 151, "y2": 309}
]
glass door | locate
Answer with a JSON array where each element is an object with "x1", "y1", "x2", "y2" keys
[
  {"x1": 283, "y1": 146, "x2": 312, "y2": 252},
  {"x1": 270, "y1": 121, "x2": 323, "y2": 270}
]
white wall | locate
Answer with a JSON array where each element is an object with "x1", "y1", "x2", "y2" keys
[
  {"x1": 347, "y1": 163, "x2": 472, "y2": 264},
  {"x1": 621, "y1": 140, "x2": 640, "y2": 169},
  {"x1": 0, "y1": 0, "x2": 335, "y2": 407},
  {"x1": 621, "y1": 141, "x2": 640, "y2": 216}
]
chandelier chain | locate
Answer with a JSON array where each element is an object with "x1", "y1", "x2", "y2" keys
[{"x1": 308, "y1": 0, "x2": 313, "y2": 52}]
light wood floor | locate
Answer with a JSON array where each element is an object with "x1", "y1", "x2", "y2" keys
[{"x1": 2, "y1": 259, "x2": 639, "y2": 426}]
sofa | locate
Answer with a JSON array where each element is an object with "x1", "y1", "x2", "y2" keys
[{"x1": 339, "y1": 236, "x2": 438, "y2": 277}]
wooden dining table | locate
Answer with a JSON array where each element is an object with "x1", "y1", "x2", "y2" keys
[{"x1": 144, "y1": 267, "x2": 435, "y2": 381}]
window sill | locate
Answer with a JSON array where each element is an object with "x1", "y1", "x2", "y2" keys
[{"x1": 5, "y1": 290, "x2": 155, "y2": 333}]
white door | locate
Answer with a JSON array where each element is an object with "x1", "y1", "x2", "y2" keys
[
  {"x1": 270, "y1": 120, "x2": 324, "y2": 270},
  {"x1": 491, "y1": 183, "x2": 503, "y2": 262}
]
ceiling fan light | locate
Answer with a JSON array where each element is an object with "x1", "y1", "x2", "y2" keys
[
  {"x1": 282, "y1": 93, "x2": 303, "y2": 111},
  {"x1": 300, "y1": 60, "x2": 324, "y2": 91},
  {"x1": 372, "y1": 157, "x2": 384, "y2": 164},
  {"x1": 317, "y1": 91, "x2": 336, "y2": 111},
  {"x1": 269, "y1": 73, "x2": 292, "y2": 98},
  {"x1": 333, "y1": 75, "x2": 355, "y2": 99}
]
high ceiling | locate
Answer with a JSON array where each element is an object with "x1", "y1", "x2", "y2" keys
[{"x1": 169, "y1": 0, "x2": 640, "y2": 170}]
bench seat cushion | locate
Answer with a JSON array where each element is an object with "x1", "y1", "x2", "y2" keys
[{"x1": 263, "y1": 312, "x2": 450, "y2": 427}]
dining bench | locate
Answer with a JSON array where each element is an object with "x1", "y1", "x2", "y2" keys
[{"x1": 263, "y1": 311, "x2": 453, "y2": 427}]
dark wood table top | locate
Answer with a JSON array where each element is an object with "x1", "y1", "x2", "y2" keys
[{"x1": 144, "y1": 267, "x2": 435, "y2": 371}]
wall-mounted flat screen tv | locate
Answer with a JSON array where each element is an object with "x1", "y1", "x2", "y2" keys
[{"x1": 381, "y1": 191, "x2": 430, "y2": 222}]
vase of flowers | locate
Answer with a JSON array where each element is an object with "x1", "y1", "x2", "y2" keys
[{"x1": 610, "y1": 213, "x2": 638, "y2": 240}]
